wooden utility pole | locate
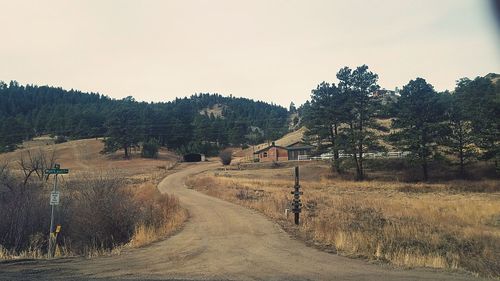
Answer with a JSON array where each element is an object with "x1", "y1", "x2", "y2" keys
[{"x1": 291, "y1": 166, "x2": 302, "y2": 225}]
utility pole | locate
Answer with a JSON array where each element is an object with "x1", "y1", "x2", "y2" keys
[
  {"x1": 45, "y1": 163, "x2": 69, "y2": 258},
  {"x1": 291, "y1": 166, "x2": 302, "y2": 225}
]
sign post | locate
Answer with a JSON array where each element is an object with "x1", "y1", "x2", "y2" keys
[
  {"x1": 45, "y1": 164, "x2": 69, "y2": 258},
  {"x1": 291, "y1": 166, "x2": 302, "y2": 225}
]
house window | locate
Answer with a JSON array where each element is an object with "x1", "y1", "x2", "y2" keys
[{"x1": 263, "y1": 152, "x2": 268, "y2": 158}]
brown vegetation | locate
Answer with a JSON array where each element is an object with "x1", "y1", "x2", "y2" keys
[
  {"x1": 219, "y1": 149, "x2": 233, "y2": 166},
  {"x1": 129, "y1": 183, "x2": 188, "y2": 248},
  {"x1": 186, "y1": 163, "x2": 500, "y2": 278},
  {"x1": 0, "y1": 140, "x2": 186, "y2": 259}
]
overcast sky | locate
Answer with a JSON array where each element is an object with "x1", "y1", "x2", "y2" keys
[{"x1": 1, "y1": 0, "x2": 499, "y2": 107}]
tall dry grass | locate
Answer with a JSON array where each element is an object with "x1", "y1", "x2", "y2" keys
[
  {"x1": 0, "y1": 167, "x2": 187, "y2": 259},
  {"x1": 187, "y1": 172, "x2": 500, "y2": 278},
  {"x1": 129, "y1": 183, "x2": 188, "y2": 248}
]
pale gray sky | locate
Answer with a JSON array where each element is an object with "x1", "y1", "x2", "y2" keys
[{"x1": 1, "y1": 0, "x2": 499, "y2": 106}]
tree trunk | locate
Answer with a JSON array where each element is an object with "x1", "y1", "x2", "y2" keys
[
  {"x1": 330, "y1": 123, "x2": 341, "y2": 173},
  {"x1": 124, "y1": 145, "x2": 129, "y2": 158},
  {"x1": 358, "y1": 142, "x2": 364, "y2": 180},
  {"x1": 353, "y1": 152, "x2": 361, "y2": 180},
  {"x1": 459, "y1": 146, "x2": 465, "y2": 179},
  {"x1": 421, "y1": 144, "x2": 428, "y2": 181},
  {"x1": 420, "y1": 131, "x2": 428, "y2": 181},
  {"x1": 333, "y1": 153, "x2": 340, "y2": 172},
  {"x1": 349, "y1": 122, "x2": 362, "y2": 180},
  {"x1": 422, "y1": 160, "x2": 428, "y2": 181},
  {"x1": 458, "y1": 121, "x2": 465, "y2": 179},
  {"x1": 357, "y1": 110, "x2": 364, "y2": 181}
]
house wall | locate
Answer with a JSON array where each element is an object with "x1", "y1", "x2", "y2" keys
[
  {"x1": 259, "y1": 147, "x2": 288, "y2": 162},
  {"x1": 288, "y1": 149, "x2": 311, "y2": 160}
]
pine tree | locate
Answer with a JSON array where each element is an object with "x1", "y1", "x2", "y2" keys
[
  {"x1": 454, "y1": 77, "x2": 499, "y2": 172},
  {"x1": 390, "y1": 78, "x2": 446, "y2": 181},
  {"x1": 337, "y1": 65, "x2": 382, "y2": 180},
  {"x1": 303, "y1": 82, "x2": 347, "y2": 173},
  {"x1": 442, "y1": 91, "x2": 476, "y2": 178},
  {"x1": 103, "y1": 108, "x2": 142, "y2": 158}
]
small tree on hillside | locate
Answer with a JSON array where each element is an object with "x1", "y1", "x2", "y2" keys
[
  {"x1": 219, "y1": 149, "x2": 232, "y2": 166},
  {"x1": 103, "y1": 108, "x2": 141, "y2": 158},
  {"x1": 141, "y1": 139, "x2": 160, "y2": 159},
  {"x1": 0, "y1": 117, "x2": 27, "y2": 153}
]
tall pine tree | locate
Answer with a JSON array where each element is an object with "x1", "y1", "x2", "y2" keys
[{"x1": 390, "y1": 78, "x2": 446, "y2": 181}]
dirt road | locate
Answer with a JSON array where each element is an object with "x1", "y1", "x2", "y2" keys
[{"x1": 0, "y1": 162, "x2": 482, "y2": 281}]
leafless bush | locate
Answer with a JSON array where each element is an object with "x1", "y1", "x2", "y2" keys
[
  {"x1": 63, "y1": 172, "x2": 139, "y2": 254},
  {"x1": 0, "y1": 159, "x2": 186, "y2": 258},
  {"x1": 235, "y1": 189, "x2": 251, "y2": 200},
  {"x1": 0, "y1": 156, "x2": 50, "y2": 253},
  {"x1": 18, "y1": 148, "x2": 57, "y2": 185}
]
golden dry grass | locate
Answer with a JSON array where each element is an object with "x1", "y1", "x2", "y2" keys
[
  {"x1": 129, "y1": 183, "x2": 188, "y2": 248},
  {"x1": 0, "y1": 138, "x2": 179, "y2": 177},
  {"x1": 187, "y1": 166, "x2": 500, "y2": 278}
]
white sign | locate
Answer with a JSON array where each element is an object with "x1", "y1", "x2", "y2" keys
[{"x1": 50, "y1": 191, "x2": 60, "y2": 205}]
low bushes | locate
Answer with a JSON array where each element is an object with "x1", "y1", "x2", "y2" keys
[
  {"x1": 219, "y1": 149, "x2": 232, "y2": 165},
  {"x1": 0, "y1": 165, "x2": 186, "y2": 258}
]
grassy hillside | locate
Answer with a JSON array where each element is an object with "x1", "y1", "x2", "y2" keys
[{"x1": 0, "y1": 138, "x2": 178, "y2": 178}]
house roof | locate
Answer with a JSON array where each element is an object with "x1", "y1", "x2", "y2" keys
[
  {"x1": 286, "y1": 141, "x2": 315, "y2": 151},
  {"x1": 254, "y1": 145, "x2": 287, "y2": 154},
  {"x1": 286, "y1": 145, "x2": 315, "y2": 151},
  {"x1": 254, "y1": 142, "x2": 314, "y2": 154}
]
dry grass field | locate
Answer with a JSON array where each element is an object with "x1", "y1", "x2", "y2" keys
[
  {"x1": 187, "y1": 162, "x2": 500, "y2": 278},
  {"x1": 0, "y1": 138, "x2": 187, "y2": 259},
  {"x1": 0, "y1": 138, "x2": 180, "y2": 178}
]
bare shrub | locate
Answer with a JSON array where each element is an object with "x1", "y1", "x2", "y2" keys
[
  {"x1": 219, "y1": 149, "x2": 232, "y2": 166},
  {"x1": 18, "y1": 148, "x2": 57, "y2": 184},
  {"x1": 63, "y1": 172, "x2": 139, "y2": 255},
  {"x1": 235, "y1": 189, "x2": 251, "y2": 200},
  {"x1": 63, "y1": 172, "x2": 186, "y2": 254},
  {"x1": 0, "y1": 158, "x2": 49, "y2": 254},
  {"x1": 0, "y1": 161, "x2": 186, "y2": 259}
]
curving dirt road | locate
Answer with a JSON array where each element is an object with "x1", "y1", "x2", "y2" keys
[{"x1": 0, "y1": 162, "x2": 483, "y2": 281}]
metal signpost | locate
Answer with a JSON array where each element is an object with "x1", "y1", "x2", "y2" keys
[
  {"x1": 291, "y1": 166, "x2": 302, "y2": 225},
  {"x1": 45, "y1": 164, "x2": 69, "y2": 258}
]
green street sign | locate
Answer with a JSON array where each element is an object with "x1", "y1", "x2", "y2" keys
[{"x1": 45, "y1": 168, "x2": 69, "y2": 175}]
